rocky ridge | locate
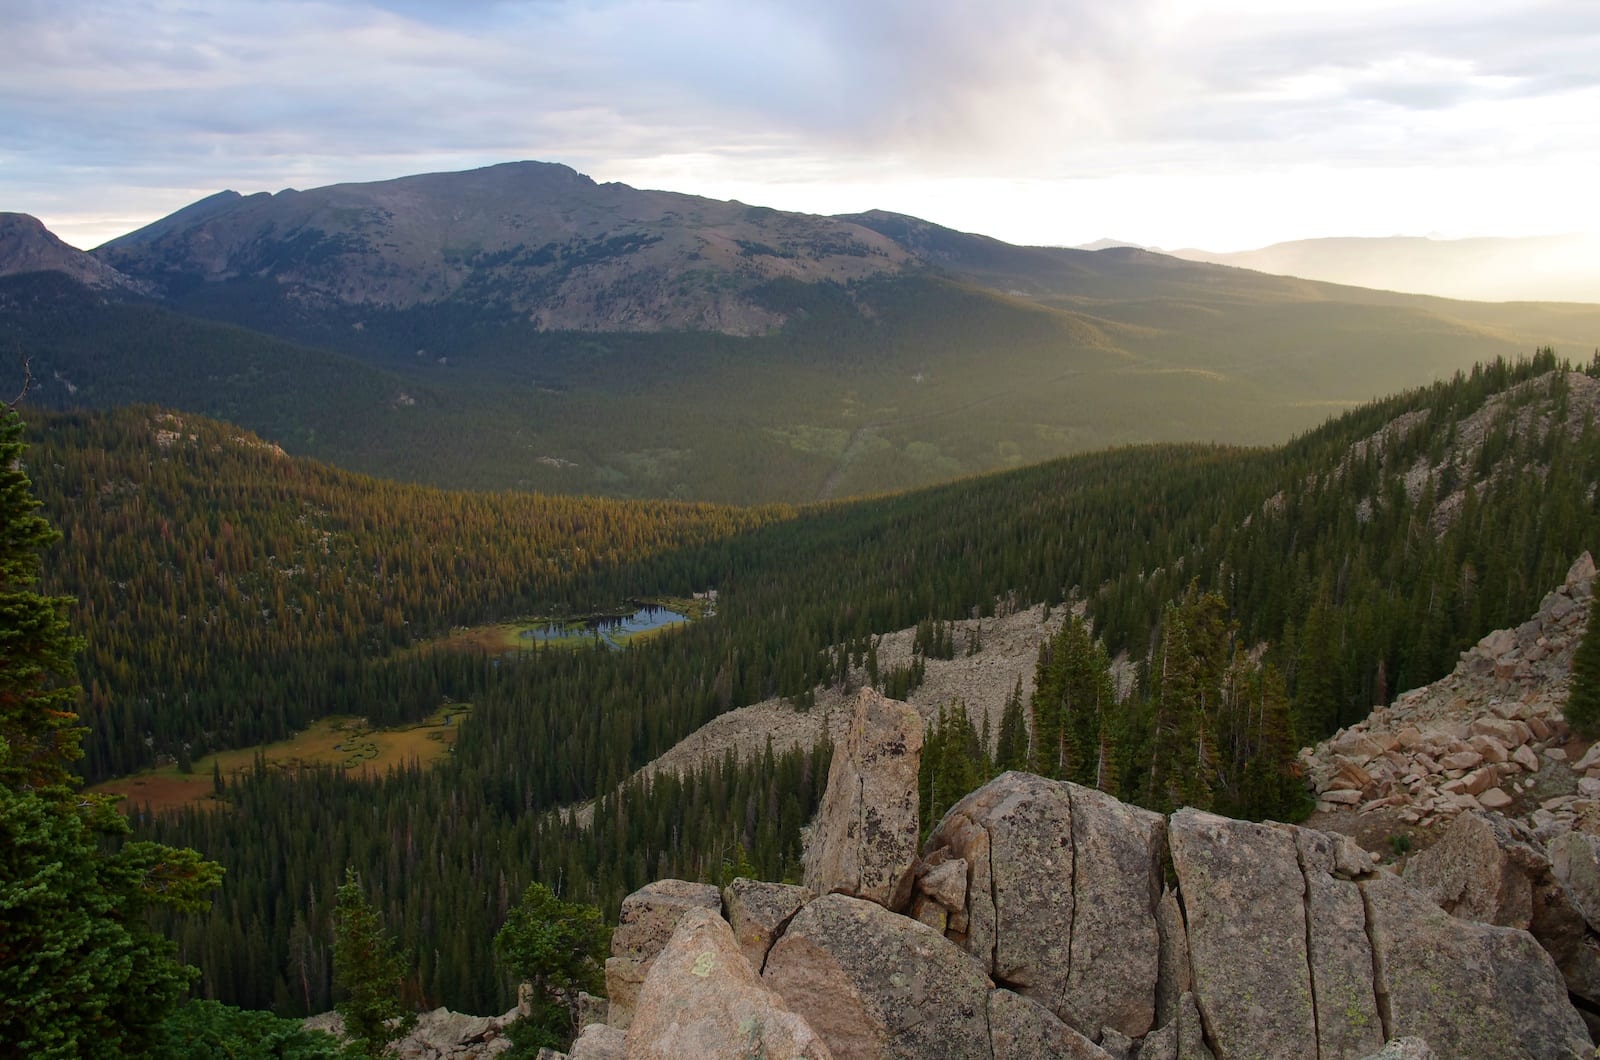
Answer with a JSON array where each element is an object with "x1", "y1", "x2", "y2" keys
[
  {"x1": 0, "y1": 212, "x2": 143, "y2": 291},
  {"x1": 558, "y1": 688, "x2": 1593, "y2": 1059},
  {"x1": 572, "y1": 603, "x2": 1062, "y2": 826},
  {"x1": 1302, "y1": 552, "x2": 1597, "y2": 835}
]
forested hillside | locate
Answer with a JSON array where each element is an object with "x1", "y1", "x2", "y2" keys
[
  {"x1": 28, "y1": 406, "x2": 788, "y2": 777},
  {"x1": 29, "y1": 350, "x2": 1597, "y2": 1017}
]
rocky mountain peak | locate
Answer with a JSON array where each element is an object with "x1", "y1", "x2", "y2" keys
[
  {"x1": 90, "y1": 161, "x2": 912, "y2": 335},
  {"x1": 0, "y1": 212, "x2": 142, "y2": 291}
]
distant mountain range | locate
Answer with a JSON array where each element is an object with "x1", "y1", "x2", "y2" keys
[
  {"x1": 3, "y1": 161, "x2": 1600, "y2": 503},
  {"x1": 1080, "y1": 234, "x2": 1600, "y2": 303}
]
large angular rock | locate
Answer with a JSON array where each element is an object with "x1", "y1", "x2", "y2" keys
[
  {"x1": 1404, "y1": 811, "x2": 1600, "y2": 1036},
  {"x1": 762, "y1": 893, "x2": 992, "y2": 1060},
  {"x1": 1060, "y1": 784, "x2": 1165, "y2": 1040},
  {"x1": 1293, "y1": 828, "x2": 1385, "y2": 1059},
  {"x1": 923, "y1": 771, "x2": 1073, "y2": 998},
  {"x1": 568, "y1": 1024, "x2": 626, "y2": 1060},
  {"x1": 1360, "y1": 873, "x2": 1591, "y2": 1058},
  {"x1": 1403, "y1": 811, "x2": 1546, "y2": 929},
  {"x1": 924, "y1": 772, "x2": 1163, "y2": 1039},
  {"x1": 723, "y1": 878, "x2": 812, "y2": 973},
  {"x1": 1168, "y1": 809, "x2": 1317, "y2": 1060},
  {"x1": 604, "y1": 879, "x2": 723, "y2": 1029},
  {"x1": 392, "y1": 1007, "x2": 510, "y2": 1059},
  {"x1": 627, "y1": 908, "x2": 831, "y2": 1060},
  {"x1": 987, "y1": 988, "x2": 1112, "y2": 1060},
  {"x1": 802, "y1": 689, "x2": 923, "y2": 911},
  {"x1": 1548, "y1": 830, "x2": 1600, "y2": 933}
]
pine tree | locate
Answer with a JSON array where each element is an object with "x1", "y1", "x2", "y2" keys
[
  {"x1": 494, "y1": 881, "x2": 610, "y2": 1053},
  {"x1": 1568, "y1": 592, "x2": 1600, "y2": 739},
  {"x1": 333, "y1": 868, "x2": 416, "y2": 1058},
  {"x1": 0, "y1": 409, "x2": 223, "y2": 1055}
]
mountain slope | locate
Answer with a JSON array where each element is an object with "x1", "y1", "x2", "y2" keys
[
  {"x1": 95, "y1": 160, "x2": 910, "y2": 336},
  {"x1": 4, "y1": 163, "x2": 1597, "y2": 503}
]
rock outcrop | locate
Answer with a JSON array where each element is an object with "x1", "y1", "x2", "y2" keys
[
  {"x1": 802, "y1": 689, "x2": 923, "y2": 911},
  {"x1": 302, "y1": 1006, "x2": 519, "y2": 1059},
  {"x1": 722, "y1": 878, "x2": 812, "y2": 972},
  {"x1": 579, "y1": 689, "x2": 1591, "y2": 1059},
  {"x1": 921, "y1": 770, "x2": 1166, "y2": 1040}
]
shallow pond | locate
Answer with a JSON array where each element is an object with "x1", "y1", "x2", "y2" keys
[{"x1": 520, "y1": 605, "x2": 686, "y2": 650}]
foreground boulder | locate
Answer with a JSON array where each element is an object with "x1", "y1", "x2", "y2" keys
[
  {"x1": 1362, "y1": 872, "x2": 1591, "y2": 1058},
  {"x1": 802, "y1": 689, "x2": 924, "y2": 911},
  {"x1": 1404, "y1": 809, "x2": 1600, "y2": 1041},
  {"x1": 922, "y1": 771, "x2": 1164, "y2": 1040},
  {"x1": 628, "y1": 908, "x2": 830, "y2": 1059},
  {"x1": 762, "y1": 893, "x2": 992, "y2": 1059},
  {"x1": 604, "y1": 879, "x2": 722, "y2": 1029},
  {"x1": 1168, "y1": 810, "x2": 1318, "y2": 1060}
]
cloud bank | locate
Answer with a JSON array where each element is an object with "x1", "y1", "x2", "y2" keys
[{"x1": 3, "y1": 0, "x2": 1597, "y2": 248}]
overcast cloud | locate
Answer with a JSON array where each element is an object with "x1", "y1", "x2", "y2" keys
[{"x1": 3, "y1": 0, "x2": 1597, "y2": 249}]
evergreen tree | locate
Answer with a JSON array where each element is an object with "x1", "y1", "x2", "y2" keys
[
  {"x1": 333, "y1": 868, "x2": 416, "y2": 1058},
  {"x1": 995, "y1": 676, "x2": 1030, "y2": 772},
  {"x1": 1568, "y1": 592, "x2": 1600, "y2": 738},
  {"x1": 0, "y1": 408, "x2": 222, "y2": 1056},
  {"x1": 494, "y1": 882, "x2": 610, "y2": 1054}
]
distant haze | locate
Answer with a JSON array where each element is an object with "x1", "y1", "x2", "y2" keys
[{"x1": 1162, "y1": 234, "x2": 1600, "y2": 304}]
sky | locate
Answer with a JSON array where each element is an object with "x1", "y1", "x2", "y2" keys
[{"x1": 4, "y1": 0, "x2": 1599, "y2": 252}]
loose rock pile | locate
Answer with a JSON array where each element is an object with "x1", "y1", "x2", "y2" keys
[
  {"x1": 1302, "y1": 553, "x2": 1597, "y2": 833},
  {"x1": 557, "y1": 687, "x2": 1593, "y2": 1059}
]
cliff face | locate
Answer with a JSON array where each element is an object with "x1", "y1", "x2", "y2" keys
[{"x1": 570, "y1": 688, "x2": 1594, "y2": 1060}]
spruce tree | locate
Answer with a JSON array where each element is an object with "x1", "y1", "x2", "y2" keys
[
  {"x1": 1567, "y1": 591, "x2": 1600, "y2": 739},
  {"x1": 333, "y1": 868, "x2": 416, "y2": 1057}
]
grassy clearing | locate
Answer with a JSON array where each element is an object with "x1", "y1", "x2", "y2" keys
[{"x1": 95, "y1": 704, "x2": 471, "y2": 815}]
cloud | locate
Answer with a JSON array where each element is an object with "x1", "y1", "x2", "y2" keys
[{"x1": 3, "y1": 0, "x2": 1597, "y2": 247}]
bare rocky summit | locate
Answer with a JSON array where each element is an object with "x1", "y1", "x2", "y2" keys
[{"x1": 93, "y1": 161, "x2": 911, "y2": 335}]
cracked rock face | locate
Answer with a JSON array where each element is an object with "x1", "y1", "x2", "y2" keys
[
  {"x1": 922, "y1": 771, "x2": 1165, "y2": 1041},
  {"x1": 801, "y1": 689, "x2": 923, "y2": 911},
  {"x1": 606, "y1": 701, "x2": 1593, "y2": 1060},
  {"x1": 761, "y1": 893, "x2": 992, "y2": 1060},
  {"x1": 1362, "y1": 872, "x2": 1591, "y2": 1058},
  {"x1": 1168, "y1": 809, "x2": 1318, "y2": 1060}
]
